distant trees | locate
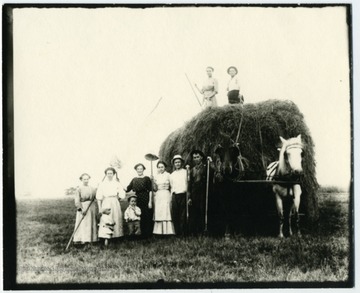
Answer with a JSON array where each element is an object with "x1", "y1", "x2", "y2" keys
[
  {"x1": 65, "y1": 187, "x2": 78, "y2": 196},
  {"x1": 110, "y1": 156, "x2": 122, "y2": 169}
]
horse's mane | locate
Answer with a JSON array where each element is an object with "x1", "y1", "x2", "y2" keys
[{"x1": 277, "y1": 143, "x2": 288, "y2": 175}]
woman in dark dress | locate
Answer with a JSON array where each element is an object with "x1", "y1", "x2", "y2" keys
[{"x1": 125, "y1": 163, "x2": 153, "y2": 238}]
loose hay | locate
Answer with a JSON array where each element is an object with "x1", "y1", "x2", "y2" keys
[{"x1": 159, "y1": 99, "x2": 319, "y2": 223}]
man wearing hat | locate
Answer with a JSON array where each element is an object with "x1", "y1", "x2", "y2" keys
[
  {"x1": 169, "y1": 154, "x2": 188, "y2": 236},
  {"x1": 226, "y1": 66, "x2": 243, "y2": 105},
  {"x1": 188, "y1": 150, "x2": 212, "y2": 235}
]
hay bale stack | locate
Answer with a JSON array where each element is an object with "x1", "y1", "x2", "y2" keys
[{"x1": 159, "y1": 99, "x2": 319, "y2": 223}]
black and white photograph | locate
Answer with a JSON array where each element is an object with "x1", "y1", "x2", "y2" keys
[{"x1": 2, "y1": 1, "x2": 357, "y2": 290}]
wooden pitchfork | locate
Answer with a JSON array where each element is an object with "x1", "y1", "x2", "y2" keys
[{"x1": 65, "y1": 196, "x2": 96, "y2": 251}]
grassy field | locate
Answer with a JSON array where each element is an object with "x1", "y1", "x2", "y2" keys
[{"x1": 15, "y1": 191, "x2": 352, "y2": 286}]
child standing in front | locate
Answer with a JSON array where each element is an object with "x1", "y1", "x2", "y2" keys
[
  {"x1": 124, "y1": 193, "x2": 142, "y2": 238},
  {"x1": 96, "y1": 167, "x2": 126, "y2": 246}
]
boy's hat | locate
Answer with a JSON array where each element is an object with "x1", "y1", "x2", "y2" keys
[
  {"x1": 126, "y1": 191, "x2": 137, "y2": 201},
  {"x1": 171, "y1": 154, "x2": 185, "y2": 165},
  {"x1": 227, "y1": 66, "x2": 238, "y2": 74},
  {"x1": 127, "y1": 195, "x2": 137, "y2": 202}
]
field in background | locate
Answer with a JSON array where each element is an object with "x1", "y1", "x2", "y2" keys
[{"x1": 15, "y1": 191, "x2": 351, "y2": 285}]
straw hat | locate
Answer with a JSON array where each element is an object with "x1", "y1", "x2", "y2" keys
[
  {"x1": 227, "y1": 66, "x2": 238, "y2": 74},
  {"x1": 126, "y1": 191, "x2": 137, "y2": 201},
  {"x1": 171, "y1": 154, "x2": 185, "y2": 165}
]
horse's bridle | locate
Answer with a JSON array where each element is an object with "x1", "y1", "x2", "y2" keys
[
  {"x1": 285, "y1": 142, "x2": 304, "y2": 152},
  {"x1": 282, "y1": 142, "x2": 304, "y2": 181}
]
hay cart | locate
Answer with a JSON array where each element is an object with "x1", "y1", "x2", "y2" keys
[{"x1": 221, "y1": 178, "x2": 305, "y2": 236}]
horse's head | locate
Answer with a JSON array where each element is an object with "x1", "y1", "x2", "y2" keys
[
  {"x1": 214, "y1": 135, "x2": 245, "y2": 179},
  {"x1": 278, "y1": 134, "x2": 304, "y2": 176}
]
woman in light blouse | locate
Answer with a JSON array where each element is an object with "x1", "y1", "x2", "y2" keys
[
  {"x1": 196, "y1": 66, "x2": 218, "y2": 109},
  {"x1": 73, "y1": 173, "x2": 98, "y2": 244},
  {"x1": 152, "y1": 161, "x2": 175, "y2": 235},
  {"x1": 96, "y1": 167, "x2": 125, "y2": 245}
]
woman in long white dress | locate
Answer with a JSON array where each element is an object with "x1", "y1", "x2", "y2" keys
[
  {"x1": 153, "y1": 161, "x2": 175, "y2": 235},
  {"x1": 73, "y1": 173, "x2": 98, "y2": 244},
  {"x1": 96, "y1": 167, "x2": 125, "y2": 245}
]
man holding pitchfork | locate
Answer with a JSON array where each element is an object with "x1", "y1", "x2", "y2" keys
[{"x1": 188, "y1": 150, "x2": 214, "y2": 235}]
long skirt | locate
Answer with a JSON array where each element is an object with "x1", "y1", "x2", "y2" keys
[
  {"x1": 153, "y1": 189, "x2": 175, "y2": 235},
  {"x1": 98, "y1": 197, "x2": 124, "y2": 239},
  {"x1": 73, "y1": 201, "x2": 98, "y2": 243},
  {"x1": 137, "y1": 193, "x2": 153, "y2": 238},
  {"x1": 202, "y1": 95, "x2": 218, "y2": 109}
]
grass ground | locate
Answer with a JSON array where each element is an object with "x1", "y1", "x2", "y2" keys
[{"x1": 15, "y1": 191, "x2": 351, "y2": 286}]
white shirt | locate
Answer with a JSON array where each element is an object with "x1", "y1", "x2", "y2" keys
[
  {"x1": 169, "y1": 169, "x2": 188, "y2": 194},
  {"x1": 202, "y1": 77, "x2": 218, "y2": 99},
  {"x1": 227, "y1": 76, "x2": 240, "y2": 91},
  {"x1": 155, "y1": 171, "x2": 171, "y2": 190},
  {"x1": 96, "y1": 179, "x2": 125, "y2": 201},
  {"x1": 124, "y1": 205, "x2": 141, "y2": 221}
]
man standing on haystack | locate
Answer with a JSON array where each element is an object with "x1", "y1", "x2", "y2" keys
[
  {"x1": 188, "y1": 150, "x2": 213, "y2": 235},
  {"x1": 226, "y1": 66, "x2": 244, "y2": 105}
]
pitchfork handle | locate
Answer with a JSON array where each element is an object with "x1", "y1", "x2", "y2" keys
[{"x1": 65, "y1": 196, "x2": 96, "y2": 251}]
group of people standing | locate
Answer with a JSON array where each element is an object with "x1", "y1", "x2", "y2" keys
[
  {"x1": 72, "y1": 150, "x2": 212, "y2": 246},
  {"x1": 195, "y1": 66, "x2": 244, "y2": 109}
]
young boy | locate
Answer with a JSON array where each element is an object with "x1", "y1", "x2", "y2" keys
[{"x1": 124, "y1": 193, "x2": 142, "y2": 238}]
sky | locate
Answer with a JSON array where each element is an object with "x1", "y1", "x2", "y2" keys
[{"x1": 12, "y1": 6, "x2": 351, "y2": 197}]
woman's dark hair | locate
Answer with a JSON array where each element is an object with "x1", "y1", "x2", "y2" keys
[
  {"x1": 134, "y1": 163, "x2": 146, "y2": 171},
  {"x1": 104, "y1": 167, "x2": 116, "y2": 174},
  {"x1": 102, "y1": 167, "x2": 120, "y2": 182},
  {"x1": 79, "y1": 173, "x2": 91, "y2": 181},
  {"x1": 156, "y1": 160, "x2": 167, "y2": 168}
]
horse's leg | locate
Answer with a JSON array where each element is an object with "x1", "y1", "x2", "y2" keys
[
  {"x1": 224, "y1": 194, "x2": 231, "y2": 240},
  {"x1": 289, "y1": 201, "x2": 294, "y2": 236},
  {"x1": 274, "y1": 190, "x2": 284, "y2": 238},
  {"x1": 225, "y1": 225, "x2": 230, "y2": 240},
  {"x1": 224, "y1": 185, "x2": 231, "y2": 240},
  {"x1": 293, "y1": 184, "x2": 302, "y2": 235},
  {"x1": 288, "y1": 187, "x2": 294, "y2": 236}
]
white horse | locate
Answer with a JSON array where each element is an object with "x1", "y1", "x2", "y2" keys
[{"x1": 267, "y1": 135, "x2": 304, "y2": 238}]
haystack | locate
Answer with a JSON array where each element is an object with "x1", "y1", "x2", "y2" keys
[{"x1": 159, "y1": 99, "x2": 319, "y2": 223}]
